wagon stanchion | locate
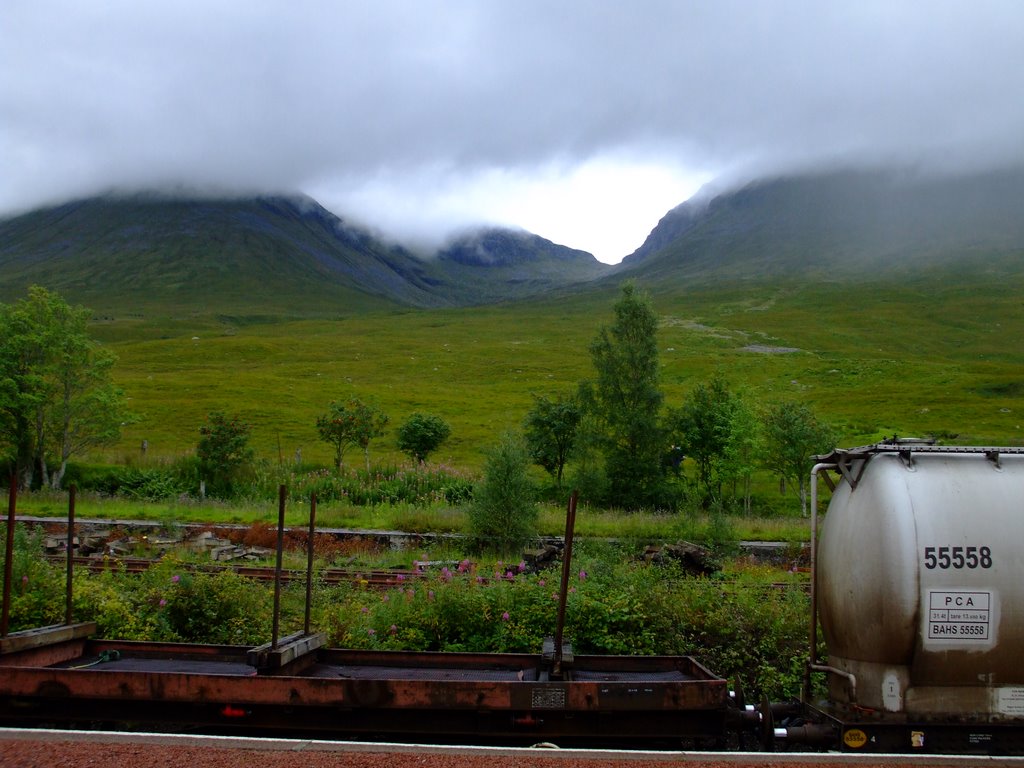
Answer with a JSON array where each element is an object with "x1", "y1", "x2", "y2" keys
[
  {"x1": 65, "y1": 484, "x2": 76, "y2": 625},
  {"x1": 304, "y1": 492, "x2": 317, "y2": 635},
  {"x1": 552, "y1": 488, "x2": 578, "y2": 678},
  {"x1": 1, "y1": 475, "x2": 15, "y2": 637},
  {"x1": 271, "y1": 484, "x2": 286, "y2": 650}
]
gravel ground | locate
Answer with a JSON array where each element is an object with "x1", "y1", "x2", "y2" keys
[{"x1": 0, "y1": 734, "x2": 986, "y2": 768}]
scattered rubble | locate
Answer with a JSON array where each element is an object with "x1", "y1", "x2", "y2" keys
[{"x1": 643, "y1": 541, "x2": 719, "y2": 575}]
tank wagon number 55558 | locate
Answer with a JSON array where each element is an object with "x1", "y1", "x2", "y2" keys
[{"x1": 923, "y1": 546, "x2": 993, "y2": 570}]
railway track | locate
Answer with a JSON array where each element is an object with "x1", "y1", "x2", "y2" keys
[
  {"x1": 46, "y1": 555, "x2": 425, "y2": 588},
  {"x1": 47, "y1": 554, "x2": 809, "y2": 594}
]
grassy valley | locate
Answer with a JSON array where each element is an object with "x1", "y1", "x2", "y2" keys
[{"x1": 92, "y1": 266, "x2": 1024, "y2": 478}]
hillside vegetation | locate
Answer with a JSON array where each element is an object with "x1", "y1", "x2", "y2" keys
[{"x1": 90, "y1": 270, "x2": 1024, "y2": 476}]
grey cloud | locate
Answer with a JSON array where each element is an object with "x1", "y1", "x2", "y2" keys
[{"x1": 3, "y1": 0, "x2": 1024, "y2": 247}]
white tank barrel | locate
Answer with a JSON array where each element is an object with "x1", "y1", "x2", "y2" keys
[{"x1": 816, "y1": 443, "x2": 1024, "y2": 718}]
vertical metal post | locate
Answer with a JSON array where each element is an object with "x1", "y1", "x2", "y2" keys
[
  {"x1": 553, "y1": 489, "x2": 578, "y2": 677},
  {"x1": 304, "y1": 492, "x2": 317, "y2": 636},
  {"x1": 65, "y1": 484, "x2": 76, "y2": 625},
  {"x1": 271, "y1": 484, "x2": 286, "y2": 650},
  {"x1": 803, "y1": 463, "x2": 832, "y2": 702},
  {"x1": 2, "y1": 475, "x2": 16, "y2": 637}
]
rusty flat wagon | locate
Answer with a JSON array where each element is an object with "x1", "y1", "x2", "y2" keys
[
  {"x1": 0, "y1": 630, "x2": 727, "y2": 746},
  {"x1": 1, "y1": 487, "x2": 729, "y2": 748}
]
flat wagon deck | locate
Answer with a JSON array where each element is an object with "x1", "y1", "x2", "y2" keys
[{"x1": 0, "y1": 632, "x2": 727, "y2": 746}]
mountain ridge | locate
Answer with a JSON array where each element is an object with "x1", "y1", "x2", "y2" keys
[{"x1": 4, "y1": 167, "x2": 1024, "y2": 316}]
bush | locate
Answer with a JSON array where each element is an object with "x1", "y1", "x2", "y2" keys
[
  {"x1": 66, "y1": 560, "x2": 272, "y2": 644},
  {"x1": 468, "y1": 432, "x2": 538, "y2": 556},
  {"x1": 0, "y1": 524, "x2": 65, "y2": 629},
  {"x1": 156, "y1": 566, "x2": 272, "y2": 644},
  {"x1": 396, "y1": 413, "x2": 451, "y2": 463}
]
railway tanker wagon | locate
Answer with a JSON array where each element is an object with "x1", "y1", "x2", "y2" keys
[{"x1": 818, "y1": 446, "x2": 1024, "y2": 721}]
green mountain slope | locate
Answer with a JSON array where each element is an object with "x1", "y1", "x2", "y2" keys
[
  {"x1": 618, "y1": 168, "x2": 1024, "y2": 286},
  {"x1": 0, "y1": 194, "x2": 607, "y2": 317},
  {"x1": 0, "y1": 194, "x2": 448, "y2": 316}
]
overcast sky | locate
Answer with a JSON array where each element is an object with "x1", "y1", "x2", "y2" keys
[{"x1": 3, "y1": 2, "x2": 1024, "y2": 263}]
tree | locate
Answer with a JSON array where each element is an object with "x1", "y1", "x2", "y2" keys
[
  {"x1": 197, "y1": 411, "x2": 254, "y2": 498},
  {"x1": 397, "y1": 412, "x2": 451, "y2": 463},
  {"x1": 586, "y1": 282, "x2": 665, "y2": 508},
  {"x1": 523, "y1": 392, "x2": 581, "y2": 489},
  {"x1": 49, "y1": 341, "x2": 129, "y2": 490},
  {"x1": 316, "y1": 398, "x2": 389, "y2": 472},
  {"x1": 762, "y1": 401, "x2": 837, "y2": 516},
  {"x1": 0, "y1": 286, "x2": 131, "y2": 489},
  {"x1": 468, "y1": 431, "x2": 538, "y2": 556},
  {"x1": 719, "y1": 394, "x2": 762, "y2": 515},
  {"x1": 671, "y1": 376, "x2": 739, "y2": 508}
]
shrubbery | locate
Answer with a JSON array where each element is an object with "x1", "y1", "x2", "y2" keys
[
  {"x1": 288, "y1": 463, "x2": 474, "y2": 506},
  {"x1": 322, "y1": 545, "x2": 809, "y2": 698},
  {"x1": 61, "y1": 460, "x2": 475, "y2": 508},
  {"x1": 63, "y1": 459, "x2": 197, "y2": 500}
]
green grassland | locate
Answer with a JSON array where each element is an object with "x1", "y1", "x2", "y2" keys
[{"x1": 88, "y1": 265, "x2": 1024, "y2": 477}]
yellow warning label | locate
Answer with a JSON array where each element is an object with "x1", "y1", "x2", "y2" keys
[{"x1": 843, "y1": 729, "x2": 868, "y2": 748}]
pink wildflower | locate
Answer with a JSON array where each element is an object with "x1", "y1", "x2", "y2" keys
[
  {"x1": 368, "y1": 629, "x2": 376, "y2": 636},
  {"x1": 428, "y1": 590, "x2": 435, "y2": 601},
  {"x1": 578, "y1": 570, "x2": 588, "y2": 581},
  {"x1": 159, "y1": 598, "x2": 167, "y2": 607},
  {"x1": 501, "y1": 611, "x2": 510, "y2": 622},
  {"x1": 505, "y1": 570, "x2": 514, "y2": 580},
  {"x1": 397, "y1": 574, "x2": 405, "y2": 582},
  {"x1": 518, "y1": 561, "x2": 527, "y2": 572},
  {"x1": 538, "y1": 579, "x2": 546, "y2": 587},
  {"x1": 390, "y1": 624, "x2": 398, "y2": 634},
  {"x1": 171, "y1": 574, "x2": 180, "y2": 583},
  {"x1": 361, "y1": 606, "x2": 369, "y2": 614}
]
